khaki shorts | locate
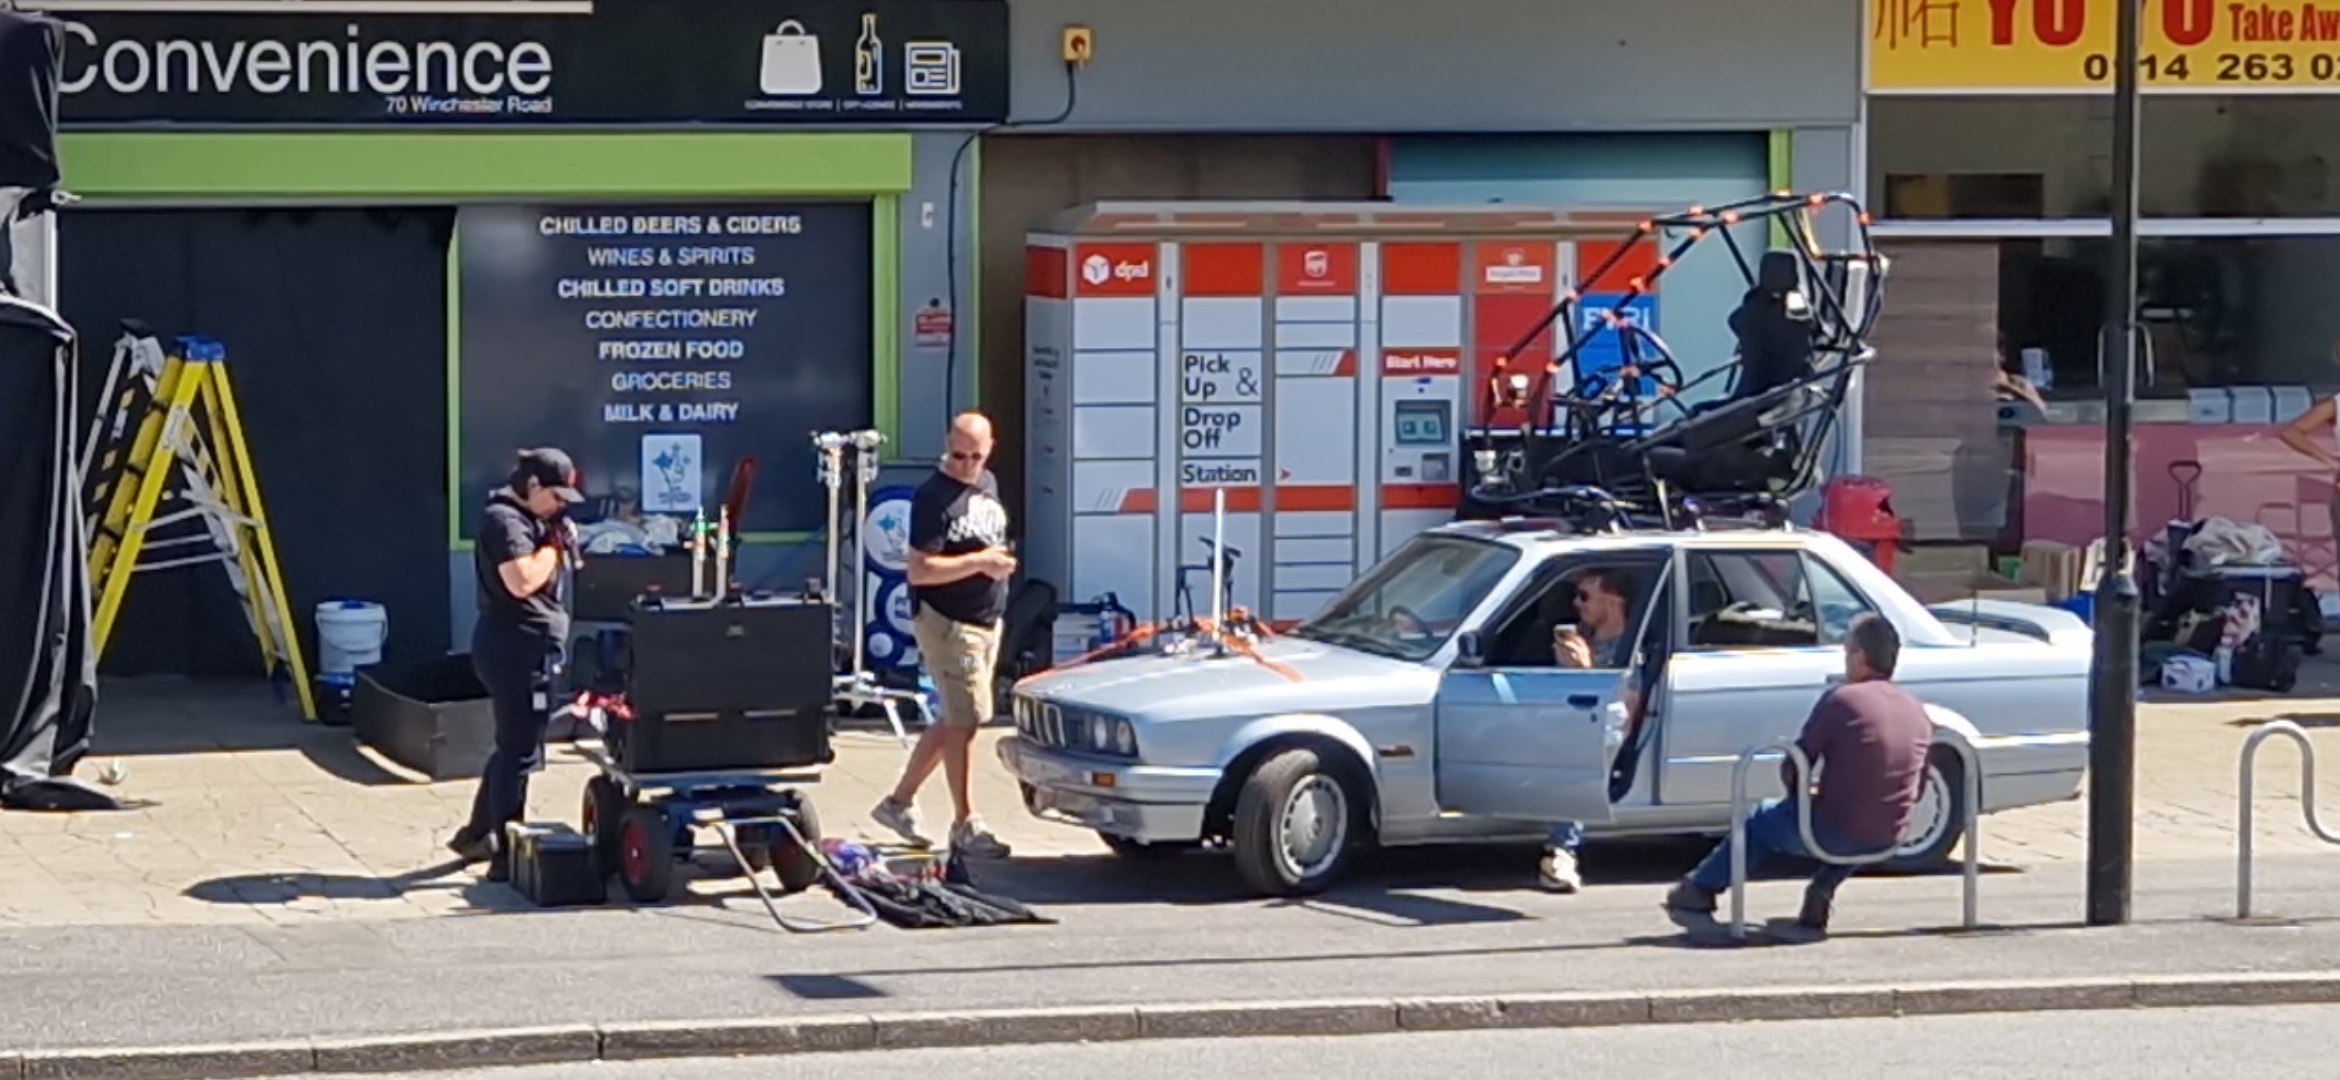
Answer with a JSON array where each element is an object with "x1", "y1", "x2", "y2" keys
[{"x1": 912, "y1": 606, "x2": 1000, "y2": 728}]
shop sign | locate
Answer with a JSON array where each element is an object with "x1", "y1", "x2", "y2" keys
[
  {"x1": 455, "y1": 201, "x2": 873, "y2": 533},
  {"x1": 34, "y1": 0, "x2": 1008, "y2": 126},
  {"x1": 1869, "y1": 0, "x2": 2340, "y2": 93}
]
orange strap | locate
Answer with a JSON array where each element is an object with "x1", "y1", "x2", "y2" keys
[{"x1": 1010, "y1": 614, "x2": 1305, "y2": 689}]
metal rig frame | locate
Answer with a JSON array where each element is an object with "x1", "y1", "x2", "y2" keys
[
  {"x1": 1467, "y1": 191, "x2": 1886, "y2": 522},
  {"x1": 813, "y1": 428, "x2": 932, "y2": 746}
]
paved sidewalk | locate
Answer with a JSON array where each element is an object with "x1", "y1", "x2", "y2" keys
[
  {"x1": 2, "y1": 673, "x2": 2338, "y2": 929},
  {"x1": 5, "y1": 846, "x2": 2340, "y2": 1054}
]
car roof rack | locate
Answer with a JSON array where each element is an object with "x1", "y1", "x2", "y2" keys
[{"x1": 1480, "y1": 484, "x2": 1796, "y2": 536}]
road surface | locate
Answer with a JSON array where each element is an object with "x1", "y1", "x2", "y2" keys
[{"x1": 299, "y1": 1004, "x2": 2339, "y2": 1079}]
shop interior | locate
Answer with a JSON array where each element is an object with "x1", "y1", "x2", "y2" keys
[{"x1": 1863, "y1": 95, "x2": 2340, "y2": 592}]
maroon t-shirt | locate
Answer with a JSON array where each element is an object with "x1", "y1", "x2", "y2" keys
[{"x1": 1791, "y1": 680, "x2": 1933, "y2": 851}]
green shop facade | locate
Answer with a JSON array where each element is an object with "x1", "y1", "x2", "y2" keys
[{"x1": 47, "y1": 0, "x2": 1007, "y2": 679}]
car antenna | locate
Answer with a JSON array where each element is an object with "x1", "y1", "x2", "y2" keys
[{"x1": 1210, "y1": 487, "x2": 1228, "y2": 657}]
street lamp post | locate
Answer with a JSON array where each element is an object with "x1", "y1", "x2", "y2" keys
[{"x1": 2087, "y1": 0, "x2": 2145, "y2": 928}]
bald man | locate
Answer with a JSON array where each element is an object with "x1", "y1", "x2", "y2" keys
[{"x1": 872, "y1": 412, "x2": 1016, "y2": 858}]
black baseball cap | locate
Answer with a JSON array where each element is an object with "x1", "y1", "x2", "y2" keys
[{"x1": 515, "y1": 447, "x2": 585, "y2": 504}]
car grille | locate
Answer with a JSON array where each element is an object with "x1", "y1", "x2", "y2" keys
[{"x1": 1012, "y1": 693, "x2": 1113, "y2": 753}]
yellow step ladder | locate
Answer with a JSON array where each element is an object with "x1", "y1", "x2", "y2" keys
[{"x1": 84, "y1": 332, "x2": 315, "y2": 720}]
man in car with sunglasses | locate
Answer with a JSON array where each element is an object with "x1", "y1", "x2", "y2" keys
[
  {"x1": 1539, "y1": 566, "x2": 1641, "y2": 892},
  {"x1": 871, "y1": 412, "x2": 1018, "y2": 860}
]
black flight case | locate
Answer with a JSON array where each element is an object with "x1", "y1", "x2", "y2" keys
[{"x1": 610, "y1": 593, "x2": 836, "y2": 774}]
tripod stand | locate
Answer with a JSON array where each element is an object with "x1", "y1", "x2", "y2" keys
[{"x1": 814, "y1": 429, "x2": 932, "y2": 746}]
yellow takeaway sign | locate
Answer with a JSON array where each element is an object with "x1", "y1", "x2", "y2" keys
[{"x1": 1869, "y1": 0, "x2": 2340, "y2": 92}]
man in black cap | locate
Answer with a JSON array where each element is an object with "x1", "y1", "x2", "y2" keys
[{"x1": 449, "y1": 447, "x2": 584, "y2": 878}]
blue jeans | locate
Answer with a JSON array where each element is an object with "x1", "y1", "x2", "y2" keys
[
  {"x1": 1686, "y1": 799, "x2": 1885, "y2": 896},
  {"x1": 1546, "y1": 821, "x2": 1583, "y2": 852}
]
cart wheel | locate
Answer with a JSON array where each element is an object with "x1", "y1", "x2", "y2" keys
[
  {"x1": 582, "y1": 775, "x2": 628, "y2": 876},
  {"x1": 770, "y1": 794, "x2": 825, "y2": 896},
  {"x1": 617, "y1": 804, "x2": 676, "y2": 903}
]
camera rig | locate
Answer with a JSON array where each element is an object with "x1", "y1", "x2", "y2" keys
[{"x1": 1463, "y1": 191, "x2": 1888, "y2": 528}]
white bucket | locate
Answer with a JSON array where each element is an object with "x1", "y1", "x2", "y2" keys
[{"x1": 315, "y1": 600, "x2": 388, "y2": 676}]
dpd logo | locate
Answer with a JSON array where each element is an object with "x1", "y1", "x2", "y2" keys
[{"x1": 1080, "y1": 252, "x2": 1150, "y2": 288}]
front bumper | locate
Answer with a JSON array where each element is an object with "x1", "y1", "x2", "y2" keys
[{"x1": 996, "y1": 736, "x2": 1222, "y2": 844}]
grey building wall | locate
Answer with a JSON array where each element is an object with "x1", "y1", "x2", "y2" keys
[
  {"x1": 1002, "y1": 0, "x2": 1861, "y2": 132},
  {"x1": 899, "y1": 130, "x2": 973, "y2": 460}
]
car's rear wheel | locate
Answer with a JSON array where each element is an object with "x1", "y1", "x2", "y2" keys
[
  {"x1": 1885, "y1": 749, "x2": 1968, "y2": 871},
  {"x1": 1231, "y1": 747, "x2": 1364, "y2": 896}
]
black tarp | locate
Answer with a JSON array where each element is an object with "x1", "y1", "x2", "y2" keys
[
  {"x1": 59, "y1": 208, "x2": 454, "y2": 678},
  {"x1": 0, "y1": 295, "x2": 99, "y2": 806},
  {"x1": 0, "y1": 10, "x2": 59, "y2": 191}
]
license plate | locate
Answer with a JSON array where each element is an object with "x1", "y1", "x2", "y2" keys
[{"x1": 1018, "y1": 752, "x2": 1081, "y2": 788}]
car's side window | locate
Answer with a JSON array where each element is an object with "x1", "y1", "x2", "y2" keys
[
  {"x1": 1481, "y1": 557, "x2": 1664, "y2": 669},
  {"x1": 1801, "y1": 554, "x2": 1878, "y2": 645},
  {"x1": 1684, "y1": 550, "x2": 1824, "y2": 651}
]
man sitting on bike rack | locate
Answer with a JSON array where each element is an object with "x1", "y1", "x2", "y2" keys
[{"x1": 1662, "y1": 613, "x2": 1932, "y2": 934}]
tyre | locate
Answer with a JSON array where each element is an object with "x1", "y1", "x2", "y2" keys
[
  {"x1": 616, "y1": 804, "x2": 677, "y2": 903},
  {"x1": 1099, "y1": 832, "x2": 1196, "y2": 859},
  {"x1": 581, "y1": 775, "x2": 628, "y2": 877},
  {"x1": 770, "y1": 794, "x2": 825, "y2": 896},
  {"x1": 1886, "y1": 749, "x2": 1969, "y2": 871},
  {"x1": 1231, "y1": 747, "x2": 1366, "y2": 897}
]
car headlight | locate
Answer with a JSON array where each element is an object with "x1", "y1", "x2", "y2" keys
[
  {"x1": 1089, "y1": 717, "x2": 1111, "y2": 752},
  {"x1": 1111, "y1": 719, "x2": 1137, "y2": 756}
]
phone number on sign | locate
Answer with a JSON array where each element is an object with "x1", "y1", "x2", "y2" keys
[{"x1": 2081, "y1": 52, "x2": 2340, "y2": 83}]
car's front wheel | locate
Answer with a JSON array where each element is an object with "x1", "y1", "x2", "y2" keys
[
  {"x1": 1885, "y1": 749, "x2": 1969, "y2": 871},
  {"x1": 1231, "y1": 747, "x2": 1365, "y2": 896}
]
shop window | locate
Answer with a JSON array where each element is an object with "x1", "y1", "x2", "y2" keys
[
  {"x1": 1871, "y1": 97, "x2": 2340, "y2": 218},
  {"x1": 1884, "y1": 173, "x2": 2045, "y2": 219},
  {"x1": 2000, "y1": 236, "x2": 2340, "y2": 398}
]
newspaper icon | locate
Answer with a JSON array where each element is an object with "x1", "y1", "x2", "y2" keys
[{"x1": 904, "y1": 40, "x2": 960, "y2": 96}]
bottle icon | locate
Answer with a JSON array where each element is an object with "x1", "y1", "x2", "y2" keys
[{"x1": 854, "y1": 12, "x2": 883, "y2": 95}]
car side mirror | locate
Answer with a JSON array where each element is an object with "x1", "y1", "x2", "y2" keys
[{"x1": 1455, "y1": 630, "x2": 1485, "y2": 668}]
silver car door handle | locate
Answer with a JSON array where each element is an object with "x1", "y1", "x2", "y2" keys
[
  {"x1": 1567, "y1": 693, "x2": 1600, "y2": 709},
  {"x1": 1824, "y1": 673, "x2": 1847, "y2": 686}
]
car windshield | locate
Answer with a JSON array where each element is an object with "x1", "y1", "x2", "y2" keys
[{"x1": 1292, "y1": 534, "x2": 1520, "y2": 662}]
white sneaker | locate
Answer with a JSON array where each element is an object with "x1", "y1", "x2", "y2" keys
[
  {"x1": 950, "y1": 818, "x2": 1012, "y2": 859},
  {"x1": 871, "y1": 797, "x2": 933, "y2": 849},
  {"x1": 1539, "y1": 847, "x2": 1583, "y2": 893}
]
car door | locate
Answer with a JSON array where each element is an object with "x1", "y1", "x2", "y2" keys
[
  {"x1": 1432, "y1": 548, "x2": 1668, "y2": 825},
  {"x1": 1658, "y1": 545, "x2": 1849, "y2": 808}
]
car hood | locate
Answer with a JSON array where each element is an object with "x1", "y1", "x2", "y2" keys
[{"x1": 1015, "y1": 635, "x2": 1424, "y2": 720}]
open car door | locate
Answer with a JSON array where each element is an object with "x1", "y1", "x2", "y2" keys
[
  {"x1": 1430, "y1": 547, "x2": 1671, "y2": 824},
  {"x1": 1433, "y1": 667, "x2": 1621, "y2": 824}
]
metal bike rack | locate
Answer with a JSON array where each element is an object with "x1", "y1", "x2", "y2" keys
[
  {"x1": 1726, "y1": 733, "x2": 1982, "y2": 941},
  {"x1": 2235, "y1": 719, "x2": 2340, "y2": 919}
]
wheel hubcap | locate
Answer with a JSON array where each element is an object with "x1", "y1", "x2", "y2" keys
[{"x1": 1276, "y1": 775, "x2": 1349, "y2": 881}]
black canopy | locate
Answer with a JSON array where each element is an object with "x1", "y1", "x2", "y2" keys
[{"x1": 0, "y1": 296, "x2": 99, "y2": 807}]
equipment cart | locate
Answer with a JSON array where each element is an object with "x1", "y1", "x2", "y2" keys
[
  {"x1": 576, "y1": 740, "x2": 876, "y2": 932},
  {"x1": 580, "y1": 590, "x2": 879, "y2": 932}
]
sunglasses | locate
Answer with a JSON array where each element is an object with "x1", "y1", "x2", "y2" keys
[
  {"x1": 945, "y1": 450, "x2": 987, "y2": 463},
  {"x1": 1576, "y1": 589, "x2": 1598, "y2": 602}
]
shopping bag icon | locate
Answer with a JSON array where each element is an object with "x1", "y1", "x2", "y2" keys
[{"x1": 760, "y1": 20, "x2": 822, "y2": 96}]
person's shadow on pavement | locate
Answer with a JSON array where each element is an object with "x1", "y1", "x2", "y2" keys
[{"x1": 183, "y1": 859, "x2": 534, "y2": 912}]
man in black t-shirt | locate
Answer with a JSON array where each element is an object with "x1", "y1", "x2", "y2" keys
[
  {"x1": 449, "y1": 447, "x2": 583, "y2": 878},
  {"x1": 871, "y1": 413, "x2": 1016, "y2": 859}
]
